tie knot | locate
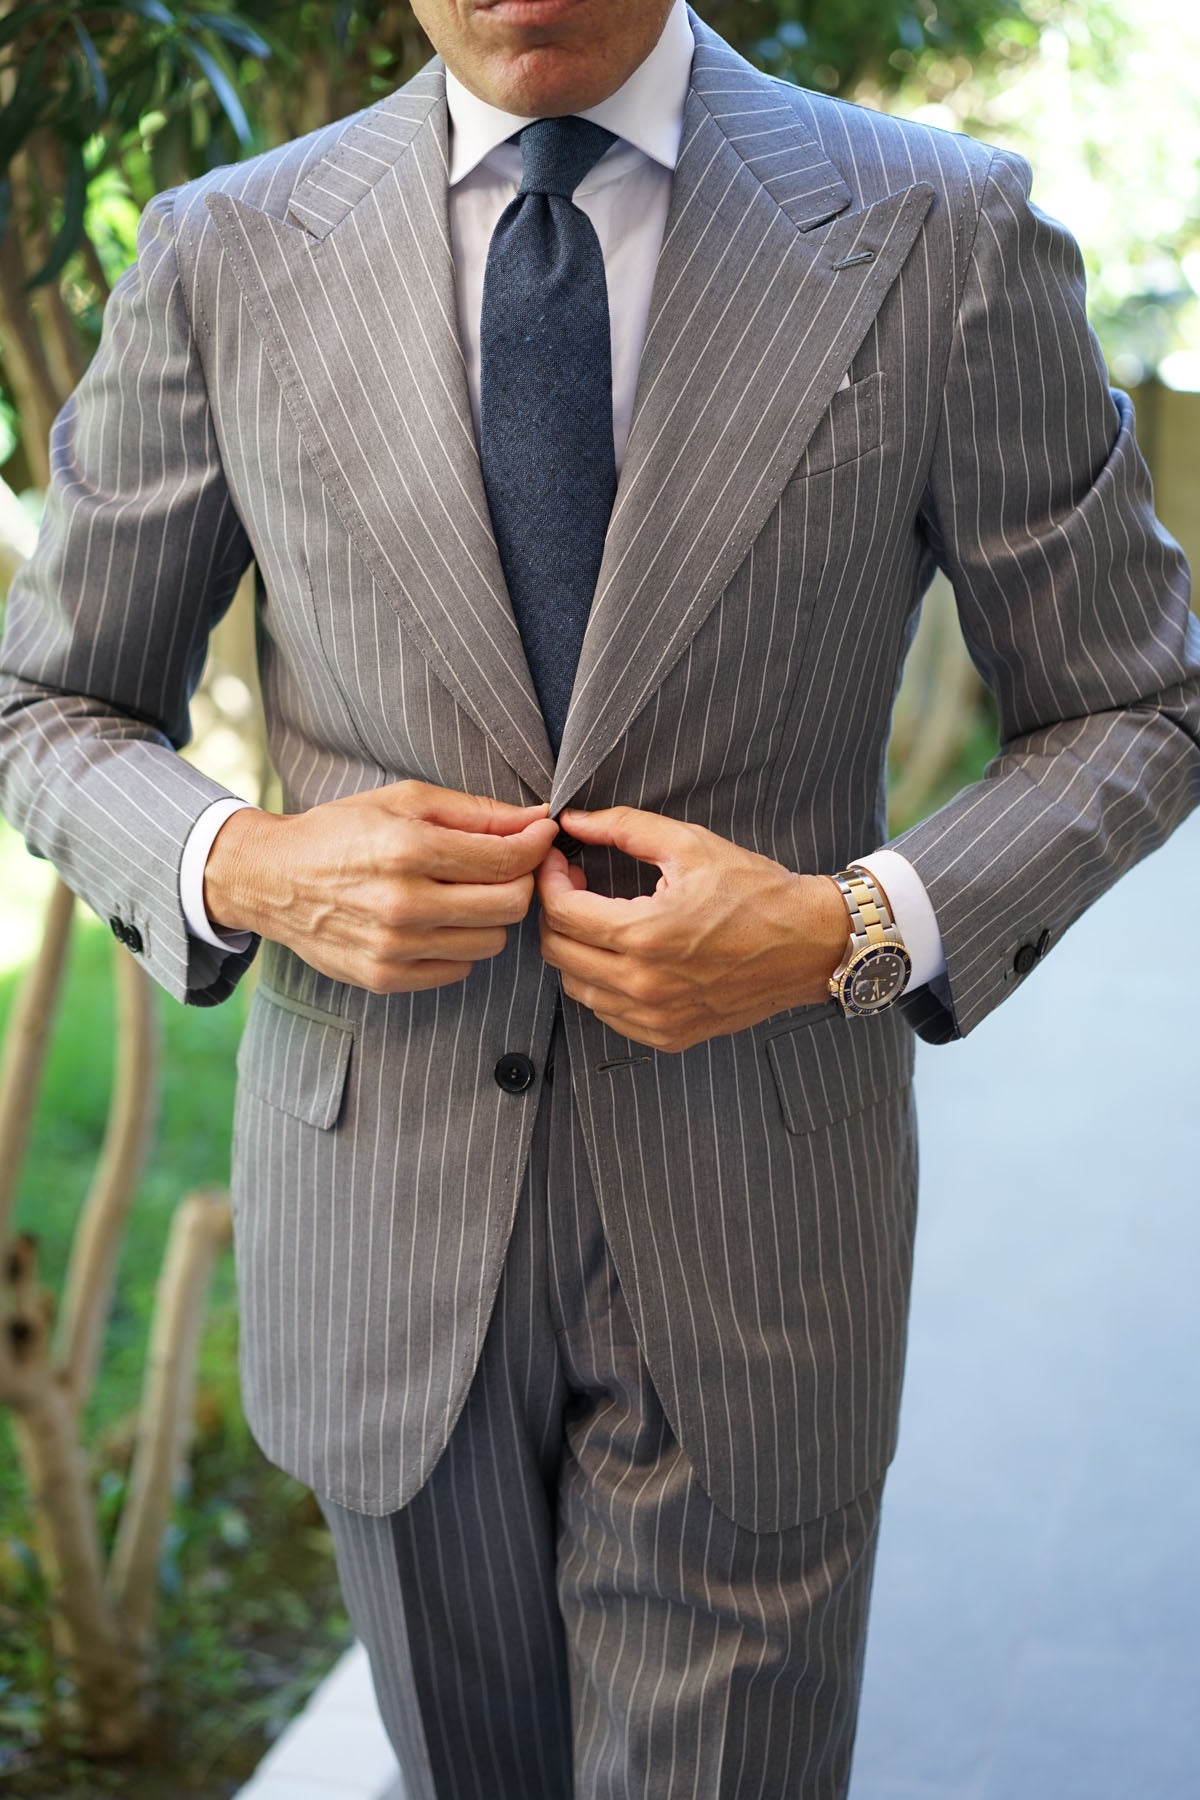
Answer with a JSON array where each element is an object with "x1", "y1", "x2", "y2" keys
[{"x1": 516, "y1": 115, "x2": 617, "y2": 199}]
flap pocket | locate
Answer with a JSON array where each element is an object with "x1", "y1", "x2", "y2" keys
[
  {"x1": 788, "y1": 370, "x2": 885, "y2": 481},
  {"x1": 764, "y1": 1005, "x2": 911, "y2": 1136},
  {"x1": 236, "y1": 985, "x2": 355, "y2": 1130}
]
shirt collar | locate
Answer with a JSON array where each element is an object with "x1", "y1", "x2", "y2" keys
[{"x1": 445, "y1": 0, "x2": 694, "y2": 185}]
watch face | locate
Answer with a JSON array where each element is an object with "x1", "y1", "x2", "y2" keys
[{"x1": 845, "y1": 945, "x2": 910, "y2": 1015}]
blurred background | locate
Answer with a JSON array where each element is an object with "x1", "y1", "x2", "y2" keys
[{"x1": 0, "y1": 2, "x2": 1197, "y2": 1794}]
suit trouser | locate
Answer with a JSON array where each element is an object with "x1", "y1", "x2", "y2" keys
[{"x1": 316, "y1": 1012, "x2": 885, "y2": 1799}]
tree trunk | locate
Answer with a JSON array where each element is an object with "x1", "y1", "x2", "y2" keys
[
  {"x1": 58, "y1": 948, "x2": 160, "y2": 1417},
  {"x1": 0, "y1": 878, "x2": 74, "y2": 1244},
  {"x1": 1, "y1": 1236, "x2": 149, "y2": 1758},
  {"x1": 106, "y1": 1189, "x2": 233, "y2": 1654}
]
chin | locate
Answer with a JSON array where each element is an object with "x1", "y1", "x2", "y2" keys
[{"x1": 482, "y1": 45, "x2": 610, "y2": 117}]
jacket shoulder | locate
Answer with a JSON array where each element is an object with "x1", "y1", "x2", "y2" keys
[
  {"x1": 169, "y1": 55, "x2": 443, "y2": 235},
  {"x1": 770, "y1": 81, "x2": 1001, "y2": 209}
]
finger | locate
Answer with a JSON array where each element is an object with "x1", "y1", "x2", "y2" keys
[
  {"x1": 538, "y1": 844, "x2": 572, "y2": 879},
  {"x1": 560, "y1": 980, "x2": 660, "y2": 1047},
  {"x1": 388, "y1": 781, "x2": 551, "y2": 836},
  {"x1": 422, "y1": 874, "x2": 536, "y2": 927},
  {"x1": 386, "y1": 960, "x2": 476, "y2": 993},
  {"x1": 535, "y1": 846, "x2": 592, "y2": 900},
  {"x1": 539, "y1": 923, "x2": 627, "y2": 988},
  {"x1": 410, "y1": 816, "x2": 559, "y2": 883},
  {"x1": 401, "y1": 926, "x2": 509, "y2": 962},
  {"x1": 537, "y1": 863, "x2": 654, "y2": 949},
  {"x1": 557, "y1": 805, "x2": 698, "y2": 869}
]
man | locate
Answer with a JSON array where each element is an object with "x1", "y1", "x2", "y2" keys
[{"x1": 1, "y1": 0, "x2": 1197, "y2": 1793}]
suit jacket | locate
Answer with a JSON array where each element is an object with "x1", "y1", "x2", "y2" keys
[{"x1": 2, "y1": 10, "x2": 1198, "y2": 1529}]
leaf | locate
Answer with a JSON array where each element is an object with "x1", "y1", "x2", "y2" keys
[
  {"x1": 24, "y1": 140, "x2": 87, "y2": 290},
  {"x1": 184, "y1": 38, "x2": 251, "y2": 144},
  {"x1": 112, "y1": 0, "x2": 175, "y2": 23},
  {"x1": 0, "y1": 176, "x2": 10, "y2": 241},
  {"x1": 187, "y1": 11, "x2": 271, "y2": 59},
  {"x1": 0, "y1": 2, "x2": 63, "y2": 54},
  {"x1": 70, "y1": 16, "x2": 110, "y2": 115},
  {"x1": 108, "y1": 52, "x2": 162, "y2": 137}
]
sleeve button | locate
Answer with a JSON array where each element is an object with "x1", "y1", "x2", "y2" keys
[
  {"x1": 494, "y1": 1053, "x2": 536, "y2": 1094},
  {"x1": 1012, "y1": 942, "x2": 1039, "y2": 977},
  {"x1": 124, "y1": 925, "x2": 144, "y2": 955},
  {"x1": 109, "y1": 916, "x2": 125, "y2": 941}
]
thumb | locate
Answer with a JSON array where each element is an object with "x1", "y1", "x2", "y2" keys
[
  {"x1": 557, "y1": 805, "x2": 695, "y2": 869},
  {"x1": 388, "y1": 783, "x2": 551, "y2": 836}
]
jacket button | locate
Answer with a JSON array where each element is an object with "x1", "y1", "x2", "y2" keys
[
  {"x1": 1012, "y1": 942, "x2": 1040, "y2": 977},
  {"x1": 124, "y1": 924, "x2": 145, "y2": 955},
  {"x1": 494, "y1": 1053, "x2": 535, "y2": 1094}
]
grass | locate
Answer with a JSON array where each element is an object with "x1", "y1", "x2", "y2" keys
[{"x1": 0, "y1": 820, "x2": 353, "y2": 1796}]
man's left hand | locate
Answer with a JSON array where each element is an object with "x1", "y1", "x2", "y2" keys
[{"x1": 536, "y1": 806, "x2": 851, "y2": 1053}]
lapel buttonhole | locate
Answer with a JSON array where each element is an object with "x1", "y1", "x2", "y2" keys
[{"x1": 831, "y1": 248, "x2": 876, "y2": 270}]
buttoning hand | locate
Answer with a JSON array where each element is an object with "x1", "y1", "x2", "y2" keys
[
  {"x1": 536, "y1": 806, "x2": 851, "y2": 1053},
  {"x1": 204, "y1": 780, "x2": 559, "y2": 993}
]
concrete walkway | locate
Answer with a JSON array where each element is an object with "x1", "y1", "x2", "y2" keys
[
  {"x1": 237, "y1": 811, "x2": 1200, "y2": 1800},
  {"x1": 852, "y1": 807, "x2": 1200, "y2": 1800}
]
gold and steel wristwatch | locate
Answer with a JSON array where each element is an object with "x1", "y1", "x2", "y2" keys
[{"x1": 828, "y1": 865, "x2": 912, "y2": 1018}]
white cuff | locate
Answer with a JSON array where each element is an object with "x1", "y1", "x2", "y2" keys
[
  {"x1": 181, "y1": 797, "x2": 257, "y2": 952},
  {"x1": 851, "y1": 848, "x2": 946, "y2": 994}
]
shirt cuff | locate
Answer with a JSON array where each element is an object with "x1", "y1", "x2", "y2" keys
[
  {"x1": 180, "y1": 797, "x2": 257, "y2": 952},
  {"x1": 851, "y1": 848, "x2": 946, "y2": 994}
]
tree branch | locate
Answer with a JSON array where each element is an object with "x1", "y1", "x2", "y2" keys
[
  {"x1": 58, "y1": 948, "x2": 159, "y2": 1418},
  {"x1": 0, "y1": 879, "x2": 75, "y2": 1246}
]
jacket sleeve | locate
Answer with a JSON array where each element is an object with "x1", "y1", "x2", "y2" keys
[
  {"x1": 891, "y1": 147, "x2": 1200, "y2": 1044},
  {"x1": 0, "y1": 187, "x2": 259, "y2": 1006}
]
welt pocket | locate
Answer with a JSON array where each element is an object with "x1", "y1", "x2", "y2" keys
[
  {"x1": 786, "y1": 370, "x2": 886, "y2": 482},
  {"x1": 235, "y1": 984, "x2": 355, "y2": 1130},
  {"x1": 763, "y1": 1004, "x2": 910, "y2": 1136}
]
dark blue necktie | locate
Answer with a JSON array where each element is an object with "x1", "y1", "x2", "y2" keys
[{"x1": 479, "y1": 116, "x2": 618, "y2": 756}]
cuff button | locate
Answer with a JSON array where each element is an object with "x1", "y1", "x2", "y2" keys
[{"x1": 1012, "y1": 942, "x2": 1039, "y2": 977}]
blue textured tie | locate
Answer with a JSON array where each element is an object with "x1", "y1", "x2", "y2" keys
[{"x1": 479, "y1": 116, "x2": 618, "y2": 756}]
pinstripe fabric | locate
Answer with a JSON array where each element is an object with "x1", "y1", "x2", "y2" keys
[
  {"x1": 1, "y1": 9, "x2": 1198, "y2": 1531},
  {"x1": 319, "y1": 1019, "x2": 883, "y2": 1798}
]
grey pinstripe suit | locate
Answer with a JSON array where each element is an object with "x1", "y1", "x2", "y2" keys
[{"x1": 2, "y1": 7, "x2": 1199, "y2": 1787}]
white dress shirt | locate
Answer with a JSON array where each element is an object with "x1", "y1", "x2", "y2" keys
[{"x1": 181, "y1": 0, "x2": 945, "y2": 991}]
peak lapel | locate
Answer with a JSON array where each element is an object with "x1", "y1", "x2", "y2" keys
[
  {"x1": 206, "y1": 64, "x2": 555, "y2": 798},
  {"x1": 550, "y1": 23, "x2": 933, "y2": 808}
]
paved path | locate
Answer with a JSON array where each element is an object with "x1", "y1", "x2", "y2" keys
[
  {"x1": 238, "y1": 811, "x2": 1200, "y2": 1800},
  {"x1": 854, "y1": 808, "x2": 1200, "y2": 1799}
]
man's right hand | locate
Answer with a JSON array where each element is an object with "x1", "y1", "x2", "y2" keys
[{"x1": 202, "y1": 780, "x2": 559, "y2": 994}]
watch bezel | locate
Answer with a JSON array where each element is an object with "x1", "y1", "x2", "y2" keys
[{"x1": 832, "y1": 940, "x2": 913, "y2": 1017}]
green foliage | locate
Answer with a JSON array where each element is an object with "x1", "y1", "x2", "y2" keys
[
  {"x1": 882, "y1": 0, "x2": 1200, "y2": 380},
  {"x1": 707, "y1": 0, "x2": 1040, "y2": 94},
  {"x1": 0, "y1": 830, "x2": 353, "y2": 1789},
  {"x1": 0, "y1": 3, "x2": 281, "y2": 291}
]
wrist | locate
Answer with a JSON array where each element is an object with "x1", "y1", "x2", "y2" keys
[
  {"x1": 203, "y1": 808, "x2": 284, "y2": 937},
  {"x1": 784, "y1": 872, "x2": 852, "y2": 1006},
  {"x1": 813, "y1": 873, "x2": 853, "y2": 986}
]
